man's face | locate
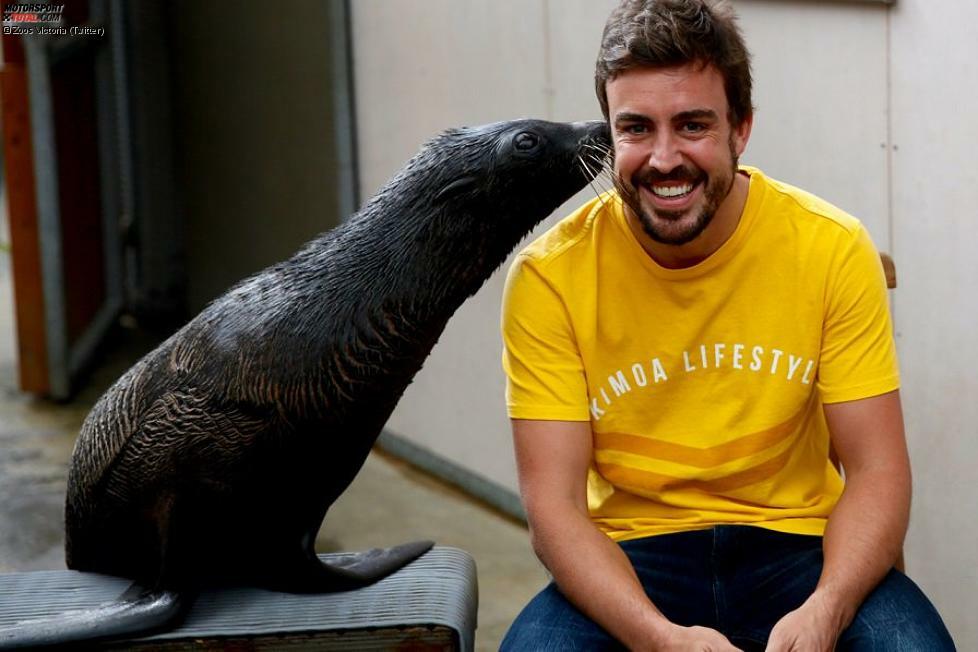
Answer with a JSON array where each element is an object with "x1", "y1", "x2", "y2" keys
[{"x1": 606, "y1": 63, "x2": 751, "y2": 246}]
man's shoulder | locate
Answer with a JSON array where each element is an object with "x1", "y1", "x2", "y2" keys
[
  {"x1": 748, "y1": 167, "x2": 864, "y2": 237},
  {"x1": 516, "y1": 191, "x2": 619, "y2": 267}
]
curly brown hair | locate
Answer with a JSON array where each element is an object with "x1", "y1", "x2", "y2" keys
[{"x1": 595, "y1": 0, "x2": 753, "y2": 126}]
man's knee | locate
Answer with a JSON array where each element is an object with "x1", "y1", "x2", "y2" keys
[
  {"x1": 840, "y1": 570, "x2": 955, "y2": 651},
  {"x1": 501, "y1": 583, "x2": 622, "y2": 651}
]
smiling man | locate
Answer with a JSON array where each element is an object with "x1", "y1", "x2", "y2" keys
[{"x1": 500, "y1": 1, "x2": 954, "y2": 650}]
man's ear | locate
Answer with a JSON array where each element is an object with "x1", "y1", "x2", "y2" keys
[{"x1": 732, "y1": 113, "x2": 753, "y2": 158}]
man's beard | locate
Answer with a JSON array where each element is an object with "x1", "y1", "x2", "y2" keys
[{"x1": 615, "y1": 143, "x2": 739, "y2": 246}]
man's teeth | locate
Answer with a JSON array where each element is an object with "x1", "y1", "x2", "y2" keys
[{"x1": 651, "y1": 183, "x2": 694, "y2": 198}]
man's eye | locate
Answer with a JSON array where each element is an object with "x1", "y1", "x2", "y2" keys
[
  {"x1": 621, "y1": 124, "x2": 648, "y2": 135},
  {"x1": 682, "y1": 122, "x2": 706, "y2": 133}
]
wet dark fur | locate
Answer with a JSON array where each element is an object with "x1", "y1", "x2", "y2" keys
[{"x1": 63, "y1": 119, "x2": 610, "y2": 593}]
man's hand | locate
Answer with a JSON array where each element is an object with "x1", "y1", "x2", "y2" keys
[
  {"x1": 654, "y1": 623, "x2": 744, "y2": 651},
  {"x1": 764, "y1": 591, "x2": 845, "y2": 652}
]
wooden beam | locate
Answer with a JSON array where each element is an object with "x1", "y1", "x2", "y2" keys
[{"x1": 1, "y1": 53, "x2": 49, "y2": 393}]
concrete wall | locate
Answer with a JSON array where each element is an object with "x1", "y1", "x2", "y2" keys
[
  {"x1": 736, "y1": 1, "x2": 890, "y2": 240},
  {"x1": 351, "y1": 2, "x2": 977, "y2": 647},
  {"x1": 169, "y1": 0, "x2": 345, "y2": 312},
  {"x1": 888, "y1": 1, "x2": 978, "y2": 645}
]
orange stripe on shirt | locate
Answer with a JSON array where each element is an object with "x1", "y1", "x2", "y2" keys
[
  {"x1": 593, "y1": 407, "x2": 806, "y2": 468},
  {"x1": 597, "y1": 445, "x2": 794, "y2": 495}
]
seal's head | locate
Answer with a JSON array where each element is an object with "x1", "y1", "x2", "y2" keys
[
  {"x1": 428, "y1": 119, "x2": 610, "y2": 229},
  {"x1": 402, "y1": 119, "x2": 610, "y2": 270},
  {"x1": 347, "y1": 119, "x2": 610, "y2": 304}
]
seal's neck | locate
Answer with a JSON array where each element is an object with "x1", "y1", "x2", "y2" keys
[
  {"x1": 326, "y1": 196, "x2": 505, "y2": 325},
  {"x1": 281, "y1": 193, "x2": 509, "y2": 414}
]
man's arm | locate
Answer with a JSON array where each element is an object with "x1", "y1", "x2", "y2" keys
[
  {"x1": 766, "y1": 390, "x2": 911, "y2": 651},
  {"x1": 513, "y1": 419, "x2": 742, "y2": 651}
]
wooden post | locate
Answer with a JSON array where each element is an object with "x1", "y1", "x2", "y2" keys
[{"x1": 1, "y1": 31, "x2": 48, "y2": 393}]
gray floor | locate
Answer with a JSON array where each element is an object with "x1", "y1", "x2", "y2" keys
[{"x1": 0, "y1": 213, "x2": 547, "y2": 650}]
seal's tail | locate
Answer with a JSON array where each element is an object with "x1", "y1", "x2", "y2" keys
[{"x1": 0, "y1": 584, "x2": 191, "y2": 650}]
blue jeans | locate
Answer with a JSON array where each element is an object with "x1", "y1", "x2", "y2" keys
[{"x1": 501, "y1": 526, "x2": 954, "y2": 651}]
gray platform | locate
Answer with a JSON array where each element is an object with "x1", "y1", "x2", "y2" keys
[{"x1": 0, "y1": 546, "x2": 478, "y2": 650}]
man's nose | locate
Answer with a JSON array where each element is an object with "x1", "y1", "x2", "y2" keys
[{"x1": 646, "y1": 132, "x2": 683, "y2": 171}]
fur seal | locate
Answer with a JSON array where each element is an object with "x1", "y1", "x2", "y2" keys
[{"x1": 0, "y1": 118, "x2": 610, "y2": 649}]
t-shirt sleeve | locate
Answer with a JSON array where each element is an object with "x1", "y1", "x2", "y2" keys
[
  {"x1": 817, "y1": 224, "x2": 900, "y2": 403},
  {"x1": 501, "y1": 254, "x2": 591, "y2": 421}
]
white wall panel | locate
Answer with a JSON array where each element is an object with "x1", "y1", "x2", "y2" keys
[
  {"x1": 546, "y1": 1, "x2": 619, "y2": 121},
  {"x1": 736, "y1": 0, "x2": 890, "y2": 240},
  {"x1": 353, "y1": 1, "x2": 551, "y2": 198},
  {"x1": 889, "y1": 1, "x2": 978, "y2": 647}
]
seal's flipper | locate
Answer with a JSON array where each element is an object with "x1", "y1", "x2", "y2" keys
[
  {"x1": 0, "y1": 585, "x2": 190, "y2": 650},
  {"x1": 321, "y1": 539, "x2": 434, "y2": 584},
  {"x1": 277, "y1": 539, "x2": 434, "y2": 592}
]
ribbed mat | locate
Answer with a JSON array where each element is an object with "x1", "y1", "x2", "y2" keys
[{"x1": 0, "y1": 546, "x2": 478, "y2": 651}]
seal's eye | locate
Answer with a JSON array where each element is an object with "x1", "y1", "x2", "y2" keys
[{"x1": 514, "y1": 132, "x2": 540, "y2": 151}]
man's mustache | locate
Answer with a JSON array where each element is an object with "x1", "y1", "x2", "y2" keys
[{"x1": 633, "y1": 165, "x2": 704, "y2": 186}]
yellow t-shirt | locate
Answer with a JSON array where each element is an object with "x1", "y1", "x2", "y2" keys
[{"x1": 501, "y1": 167, "x2": 899, "y2": 542}]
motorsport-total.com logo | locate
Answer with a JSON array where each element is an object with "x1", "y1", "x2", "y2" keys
[
  {"x1": 2, "y1": 3, "x2": 102, "y2": 37},
  {"x1": 2, "y1": 3, "x2": 70, "y2": 35}
]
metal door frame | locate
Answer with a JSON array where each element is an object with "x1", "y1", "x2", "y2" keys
[{"x1": 22, "y1": 0, "x2": 127, "y2": 399}]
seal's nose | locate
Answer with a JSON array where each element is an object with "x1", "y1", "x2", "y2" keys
[{"x1": 571, "y1": 120, "x2": 611, "y2": 147}]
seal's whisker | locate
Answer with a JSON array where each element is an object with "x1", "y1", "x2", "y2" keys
[
  {"x1": 583, "y1": 151, "x2": 615, "y2": 195},
  {"x1": 581, "y1": 138, "x2": 610, "y2": 153},
  {"x1": 582, "y1": 147, "x2": 614, "y2": 182},
  {"x1": 582, "y1": 142, "x2": 613, "y2": 165},
  {"x1": 583, "y1": 165, "x2": 614, "y2": 206},
  {"x1": 581, "y1": 154, "x2": 604, "y2": 180},
  {"x1": 578, "y1": 153, "x2": 613, "y2": 212},
  {"x1": 589, "y1": 181, "x2": 611, "y2": 209},
  {"x1": 591, "y1": 164, "x2": 614, "y2": 189},
  {"x1": 591, "y1": 177, "x2": 614, "y2": 203},
  {"x1": 575, "y1": 152, "x2": 590, "y2": 170},
  {"x1": 583, "y1": 144, "x2": 612, "y2": 160},
  {"x1": 578, "y1": 154, "x2": 608, "y2": 193},
  {"x1": 576, "y1": 153, "x2": 600, "y2": 180},
  {"x1": 575, "y1": 152, "x2": 598, "y2": 186},
  {"x1": 586, "y1": 179, "x2": 608, "y2": 208}
]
